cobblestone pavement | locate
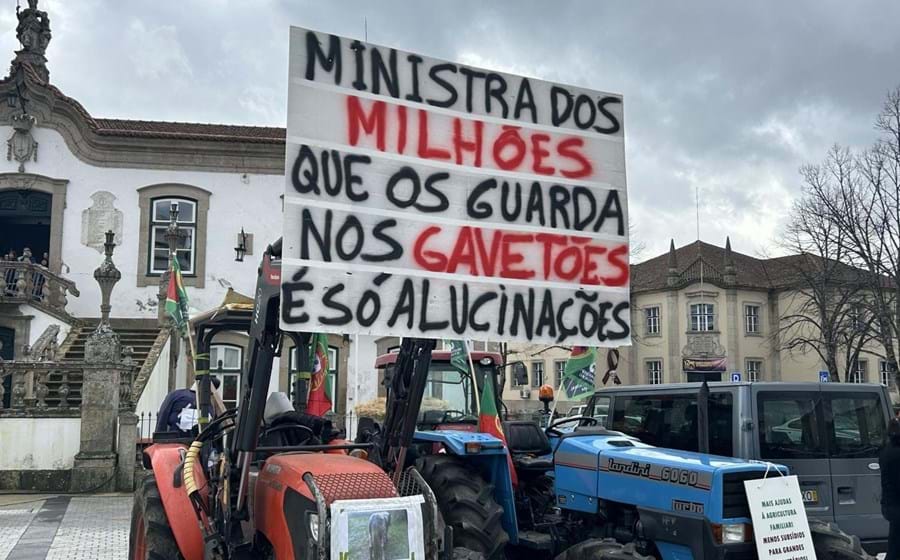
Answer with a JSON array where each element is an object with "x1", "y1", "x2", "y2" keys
[{"x1": 0, "y1": 495, "x2": 131, "y2": 560}]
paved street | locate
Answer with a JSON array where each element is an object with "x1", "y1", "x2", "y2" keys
[{"x1": 0, "y1": 495, "x2": 131, "y2": 560}]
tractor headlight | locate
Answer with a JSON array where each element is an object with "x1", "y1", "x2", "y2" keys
[
  {"x1": 713, "y1": 523, "x2": 752, "y2": 544},
  {"x1": 308, "y1": 513, "x2": 319, "y2": 543}
]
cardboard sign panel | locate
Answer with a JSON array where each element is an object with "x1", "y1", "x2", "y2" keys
[
  {"x1": 282, "y1": 26, "x2": 630, "y2": 345},
  {"x1": 744, "y1": 475, "x2": 817, "y2": 560}
]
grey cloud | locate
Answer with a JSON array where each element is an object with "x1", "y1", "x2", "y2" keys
[{"x1": 16, "y1": 0, "x2": 900, "y2": 259}]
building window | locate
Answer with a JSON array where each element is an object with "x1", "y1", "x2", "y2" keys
[
  {"x1": 149, "y1": 198, "x2": 196, "y2": 275},
  {"x1": 645, "y1": 306, "x2": 660, "y2": 335},
  {"x1": 746, "y1": 359, "x2": 762, "y2": 382},
  {"x1": 880, "y1": 361, "x2": 893, "y2": 386},
  {"x1": 690, "y1": 303, "x2": 715, "y2": 332},
  {"x1": 745, "y1": 305, "x2": 760, "y2": 334},
  {"x1": 554, "y1": 360, "x2": 566, "y2": 389},
  {"x1": 647, "y1": 360, "x2": 662, "y2": 385},
  {"x1": 137, "y1": 184, "x2": 210, "y2": 288},
  {"x1": 531, "y1": 361, "x2": 545, "y2": 388},
  {"x1": 289, "y1": 345, "x2": 339, "y2": 405},
  {"x1": 849, "y1": 360, "x2": 868, "y2": 384},
  {"x1": 210, "y1": 344, "x2": 242, "y2": 410}
]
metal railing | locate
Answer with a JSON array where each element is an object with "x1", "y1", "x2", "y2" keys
[{"x1": 1, "y1": 260, "x2": 80, "y2": 319}]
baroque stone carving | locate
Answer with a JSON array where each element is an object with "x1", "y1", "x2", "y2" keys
[
  {"x1": 85, "y1": 323, "x2": 121, "y2": 364},
  {"x1": 81, "y1": 191, "x2": 123, "y2": 252},
  {"x1": 7, "y1": 113, "x2": 38, "y2": 172},
  {"x1": 12, "y1": 0, "x2": 52, "y2": 81},
  {"x1": 682, "y1": 334, "x2": 726, "y2": 358},
  {"x1": 17, "y1": 0, "x2": 51, "y2": 56}
]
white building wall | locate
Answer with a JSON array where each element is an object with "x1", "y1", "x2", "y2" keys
[
  {"x1": 20, "y1": 304, "x2": 71, "y2": 346},
  {"x1": 0, "y1": 417, "x2": 81, "y2": 469},
  {"x1": 135, "y1": 337, "x2": 171, "y2": 418},
  {"x1": 0, "y1": 125, "x2": 285, "y2": 321}
]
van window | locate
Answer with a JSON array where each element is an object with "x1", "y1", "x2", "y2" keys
[
  {"x1": 586, "y1": 396, "x2": 610, "y2": 425},
  {"x1": 610, "y1": 393, "x2": 733, "y2": 456},
  {"x1": 829, "y1": 394, "x2": 886, "y2": 458},
  {"x1": 758, "y1": 394, "x2": 826, "y2": 459}
]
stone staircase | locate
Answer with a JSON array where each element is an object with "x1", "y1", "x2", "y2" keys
[{"x1": 42, "y1": 319, "x2": 165, "y2": 408}]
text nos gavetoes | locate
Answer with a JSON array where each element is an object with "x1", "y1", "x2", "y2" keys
[{"x1": 281, "y1": 28, "x2": 631, "y2": 346}]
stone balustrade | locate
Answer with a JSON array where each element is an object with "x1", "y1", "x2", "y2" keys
[
  {"x1": 1, "y1": 260, "x2": 80, "y2": 320},
  {"x1": 0, "y1": 360, "x2": 138, "y2": 416}
]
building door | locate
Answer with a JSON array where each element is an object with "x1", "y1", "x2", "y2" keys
[
  {"x1": 0, "y1": 190, "x2": 52, "y2": 263},
  {"x1": 0, "y1": 327, "x2": 13, "y2": 408}
]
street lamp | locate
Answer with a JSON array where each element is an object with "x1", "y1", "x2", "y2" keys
[{"x1": 234, "y1": 228, "x2": 247, "y2": 262}]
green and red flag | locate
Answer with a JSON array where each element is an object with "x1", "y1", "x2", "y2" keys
[
  {"x1": 479, "y1": 373, "x2": 519, "y2": 488},
  {"x1": 165, "y1": 255, "x2": 190, "y2": 335},
  {"x1": 306, "y1": 333, "x2": 332, "y2": 417},
  {"x1": 561, "y1": 347, "x2": 597, "y2": 400}
]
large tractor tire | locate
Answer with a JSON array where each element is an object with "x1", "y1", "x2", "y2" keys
[
  {"x1": 555, "y1": 538, "x2": 652, "y2": 560},
  {"x1": 808, "y1": 519, "x2": 875, "y2": 560},
  {"x1": 129, "y1": 473, "x2": 184, "y2": 560},
  {"x1": 416, "y1": 455, "x2": 509, "y2": 560}
]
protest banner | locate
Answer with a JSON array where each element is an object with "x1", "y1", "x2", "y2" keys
[
  {"x1": 744, "y1": 475, "x2": 817, "y2": 560},
  {"x1": 282, "y1": 27, "x2": 630, "y2": 345}
]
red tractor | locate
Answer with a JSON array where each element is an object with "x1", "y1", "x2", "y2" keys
[{"x1": 129, "y1": 239, "x2": 462, "y2": 560}]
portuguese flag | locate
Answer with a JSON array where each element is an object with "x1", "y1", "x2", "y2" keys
[
  {"x1": 306, "y1": 333, "x2": 332, "y2": 417},
  {"x1": 479, "y1": 374, "x2": 519, "y2": 488},
  {"x1": 164, "y1": 255, "x2": 189, "y2": 335}
]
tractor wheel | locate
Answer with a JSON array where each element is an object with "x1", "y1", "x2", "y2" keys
[
  {"x1": 554, "y1": 539, "x2": 651, "y2": 560},
  {"x1": 808, "y1": 519, "x2": 875, "y2": 559},
  {"x1": 129, "y1": 473, "x2": 184, "y2": 560},
  {"x1": 416, "y1": 455, "x2": 509, "y2": 559}
]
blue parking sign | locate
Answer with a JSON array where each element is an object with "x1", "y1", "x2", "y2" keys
[
  {"x1": 819, "y1": 371, "x2": 829, "y2": 382},
  {"x1": 731, "y1": 372, "x2": 741, "y2": 383}
]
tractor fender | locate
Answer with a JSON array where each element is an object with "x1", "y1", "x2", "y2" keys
[{"x1": 143, "y1": 443, "x2": 207, "y2": 560}]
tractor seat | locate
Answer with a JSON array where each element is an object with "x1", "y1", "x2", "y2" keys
[{"x1": 502, "y1": 421, "x2": 554, "y2": 472}]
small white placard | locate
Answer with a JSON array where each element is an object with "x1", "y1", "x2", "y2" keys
[
  {"x1": 330, "y1": 495, "x2": 426, "y2": 560},
  {"x1": 178, "y1": 406, "x2": 199, "y2": 431},
  {"x1": 744, "y1": 475, "x2": 817, "y2": 560}
]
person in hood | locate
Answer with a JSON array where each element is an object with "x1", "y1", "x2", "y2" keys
[
  {"x1": 155, "y1": 376, "x2": 225, "y2": 435},
  {"x1": 880, "y1": 417, "x2": 900, "y2": 560}
]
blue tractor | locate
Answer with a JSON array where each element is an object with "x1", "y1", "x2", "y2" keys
[{"x1": 369, "y1": 346, "x2": 872, "y2": 560}]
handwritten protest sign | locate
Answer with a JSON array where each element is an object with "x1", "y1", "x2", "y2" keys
[
  {"x1": 281, "y1": 27, "x2": 630, "y2": 345},
  {"x1": 744, "y1": 475, "x2": 817, "y2": 560}
]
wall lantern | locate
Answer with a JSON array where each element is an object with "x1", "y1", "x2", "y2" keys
[{"x1": 234, "y1": 228, "x2": 248, "y2": 262}]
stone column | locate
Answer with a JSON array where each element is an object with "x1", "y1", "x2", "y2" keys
[
  {"x1": 116, "y1": 411, "x2": 138, "y2": 491},
  {"x1": 71, "y1": 231, "x2": 123, "y2": 492}
]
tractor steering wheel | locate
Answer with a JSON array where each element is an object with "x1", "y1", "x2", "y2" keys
[
  {"x1": 261, "y1": 423, "x2": 316, "y2": 445},
  {"x1": 545, "y1": 416, "x2": 598, "y2": 438},
  {"x1": 441, "y1": 410, "x2": 469, "y2": 423}
]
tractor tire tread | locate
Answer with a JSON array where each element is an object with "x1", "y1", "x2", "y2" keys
[
  {"x1": 130, "y1": 473, "x2": 184, "y2": 560},
  {"x1": 416, "y1": 456, "x2": 509, "y2": 560},
  {"x1": 555, "y1": 538, "x2": 652, "y2": 560},
  {"x1": 452, "y1": 547, "x2": 486, "y2": 560},
  {"x1": 808, "y1": 519, "x2": 874, "y2": 560}
]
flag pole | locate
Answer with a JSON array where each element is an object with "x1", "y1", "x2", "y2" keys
[{"x1": 465, "y1": 340, "x2": 481, "y2": 415}]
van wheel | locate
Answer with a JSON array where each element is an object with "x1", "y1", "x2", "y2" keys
[
  {"x1": 555, "y1": 539, "x2": 651, "y2": 560},
  {"x1": 129, "y1": 473, "x2": 184, "y2": 560},
  {"x1": 809, "y1": 519, "x2": 875, "y2": 559}
]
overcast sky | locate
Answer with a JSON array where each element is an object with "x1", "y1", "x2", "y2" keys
[{"x1": 7, "y1": 1, "x2": 900, "y2": 261}]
